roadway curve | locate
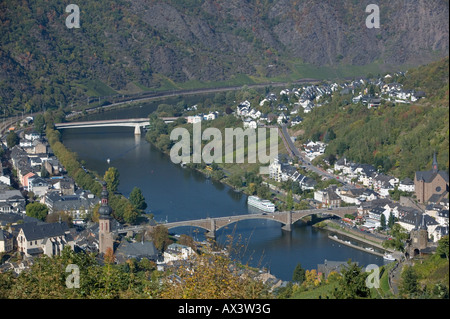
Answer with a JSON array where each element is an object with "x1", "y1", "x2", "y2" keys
[
  {"x1": 280, "y1": 124, "x2": 343, "y2": 183},
  {"x1": 68, "y1": 79, "x2": 320, "y2": 119}
]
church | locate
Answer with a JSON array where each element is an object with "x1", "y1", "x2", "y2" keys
[{"x1": 414, "y1": 153, "x2": 449, "y2": 204}]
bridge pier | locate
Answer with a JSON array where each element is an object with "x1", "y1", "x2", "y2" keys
[
  {"x1": 281, "y1": 211, "x2": 292, "y2": 232},
  {"x1": 205, "y1": 218, "x2": 216, "y2": 239},
  {"x1": 134, "y1": 124, "x2": 141, "y2": 135}
]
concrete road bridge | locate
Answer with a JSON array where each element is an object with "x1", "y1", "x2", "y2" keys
[
  {"x1": 54, "y1": 117, "x2": 179, "y2": 135},
  {"x1": 118, "y1": 206, "x2": 357, "y2": 239}
]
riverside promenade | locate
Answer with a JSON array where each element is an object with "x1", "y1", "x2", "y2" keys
[{"x1": 319, "y1": 220, "x2": 401, "y2": 258}]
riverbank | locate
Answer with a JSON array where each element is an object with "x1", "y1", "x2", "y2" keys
[
  {"x1": 316, "y1": 219, "x2": 398, "y2": 255},
  {"x1": 328, "y1": 234, "x2": 385, "y2": 257}
]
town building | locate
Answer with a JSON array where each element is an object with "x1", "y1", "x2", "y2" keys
[
  {"x1": 414, "y1": 153, "x2": 449, "y2": 204},
  {"x1": 115, "y1": 240, "x2": 159, "y2": 264},
  {"x1": 15, "y1": 221, "x2": 74, "y2": 257},
  {"x1": 163, "y1": 243, "x2": 195, "y2": 264},
  {"x1": 406, "y1": 213, "x2": 434, "y2": 259}
]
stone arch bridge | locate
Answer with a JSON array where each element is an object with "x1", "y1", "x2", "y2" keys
[{"x1": 149, "y1": 206, "x2": 357, "y2": 239}]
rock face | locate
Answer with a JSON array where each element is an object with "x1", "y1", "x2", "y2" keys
[
  {"x1": 0, "y1": 0, "x2": 448, "y2": 108},
  {"x1": 126, "y1": 0, "x2": 449, "y2": 78}
]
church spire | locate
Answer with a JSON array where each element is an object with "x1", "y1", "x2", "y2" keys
[
  {"x1": 432, "y1": 152, "x2": 438, "y2": 173},
  {"x1": 420, "y1": 213, "x2": 428, "y2": 231}
]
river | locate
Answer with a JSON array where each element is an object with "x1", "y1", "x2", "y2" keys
[{"x1": 60, "y1": 102, "x2": 384, "y2": 281}]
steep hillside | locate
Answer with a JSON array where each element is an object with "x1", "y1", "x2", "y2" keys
[
  {"x1": 0, "y1": 0, "x2": 448, "y2": 115},
  {"x1": 299, "y1": 57, "x2": 449, "y2": 179}
]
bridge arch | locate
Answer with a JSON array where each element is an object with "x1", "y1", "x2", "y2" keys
[{"x1": 160, "y1": 207, "x2": 357, "y2": 239}]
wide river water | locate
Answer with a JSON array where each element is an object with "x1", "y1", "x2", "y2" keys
[{"x1": 61, "y1": 101, "x2": 384, "y2": 281}]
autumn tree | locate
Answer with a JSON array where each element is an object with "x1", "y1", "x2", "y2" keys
[
  {"x1": 104, "y1": 167, "x2": 120, "y2": 193},
  {"x1": 150, "y1": 225, "x2": 172, "y2": 251},
  {"x1": 160, "y1": 252, "x2": 271, "y2": 299}
]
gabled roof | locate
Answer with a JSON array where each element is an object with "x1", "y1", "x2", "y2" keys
[
  {"x1": 19, "y1": 222, "x2": 70, "y2": 241},
  {"x1": 115, "y1": 240, "x2": 158, "y2": 261},
  {"x1": 399, "y1": 212, "x2": 438, "y2": 227},
  {"x1": 0, "y1": 189, "x2": 25, "y2": 202},
  {"x1": 415, "y1": 170, "x2": 449, "y2": 183},
  {"x1": 400, "y1": 177, "x2": 414, "y2": 185}
]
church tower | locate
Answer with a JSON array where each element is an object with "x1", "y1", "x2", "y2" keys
[{"x1": 99, "y1": 182, "x2": 114, "y2": 255}]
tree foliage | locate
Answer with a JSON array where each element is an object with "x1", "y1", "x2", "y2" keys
[
  {"x1": 6, "y1": 131, "x2": 19, "y2": 149},
  {"x1": 332, "y1": 261, "x2": 370, "y2": 299},
  {"x1": 129, "y1": 187, "x2": 147, "y2": 212},
  {"x1": 25, "y1": 202, "x2": 49, "y2": 221},
  {"x1": 160, "y1": 252, "x2": 271, "y2": 299},
  {"x1": 292, "y1": 263, "x2": 306, "y2": 284},
  {"x1": 104, "y1": 167, "x2": 120, "y2": 193},
  {"x1": 399, "y1": 265, "x2": 420, "y2": 298}
]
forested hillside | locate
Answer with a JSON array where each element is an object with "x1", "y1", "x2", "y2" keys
[
  {"x1": 1, "y1": 0, "x2": 448, "y2": 116},
  {"x1": 299, "y1": 57, "x2": 449, "y2": 180}
]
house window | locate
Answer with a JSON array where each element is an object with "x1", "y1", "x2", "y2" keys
[
  {"x1": 436, "y1": 186, "x2": 442, "y2": 192},
  {"x1": 30, "y1": 241, "x2": 32, "y2": 246}
]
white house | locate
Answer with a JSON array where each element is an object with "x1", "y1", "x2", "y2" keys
[
  {"x1": 436, "y1": 210, "x2": 449, "y2": 226},
  {"x1": 16, "y1": 222, "x2": 75, "y2": 257},
  {"x1": 187, "y1": 115, "x2": 202, "y2": 124},
  {"x1": 398, "y1": 178, "x2": 415, "y2": 193},
  {"x1": 25, "y1": 132, "x2": 41, "y2": 141},
  {"x1": 163, "y1": 243, "x2": 195, "y2": 264},
  {"x1": 243, "y1": 119, "x2": 257, "y2": 129},
  {"x1": 277, "y1": 113, "x2": 287, "y2": 124},
  {"x1": 203, "y1": 112, "x2": 218, "y2": 121}
]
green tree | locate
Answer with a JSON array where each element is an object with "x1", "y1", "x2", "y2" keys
[
  {"x1": 399, "y1": 265, "x2": 420, "y2": 298},
  {"x1": 26, "y1": 202, "x2": 49, "y2": 221},
  {"x1": 129, "y1": 187, "x2": 147, "y2": 212},
  {"x1": 41, "y1": 165, "x2": 50, "y2": 178},
  {"x1": 436, "y1": 235, "x2": 449, "y2": 260},
  {"x1": 6, "y1": 131, "x2": 19, "y2": 148},
  {"x1": 104, "y1": 167, "x2": 120, "y2": 193},
  {"x1": 388, "y1": 211, "x2": 395, "y2": 229},
  {"x1": 324, "y1": 128, "x2": 336, "y2": 143},
  {"x1": 122, "y1": 202, "x2": 140, "y2": 225},
  {"x1": 286, "y1": 190, "x2": 294, "y2": 211},
  {"x1": 33, "y1": 114, "x2": 45, "y2": 134},
  {"x1": 333, "y1": 261, "x2": 370, "y2": 299},
  {"x1": 150, "y1": 225, "x2": 172, "y2": 251},
  {"x1": 380, "y1": 213, "x2": 386, "y2": 230},
  {"x1": 292, "y1": 263, "x2": 306, "y2": 284},
  {"x1": 228, "y1": 173, "x2": 242, "y2": 188}
]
